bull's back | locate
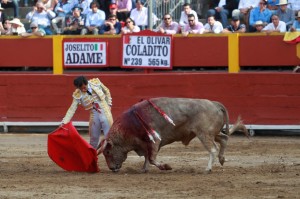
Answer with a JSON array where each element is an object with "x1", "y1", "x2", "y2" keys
[{"x1": 137, "y1": 98, "x2": 226, "y2": 146}]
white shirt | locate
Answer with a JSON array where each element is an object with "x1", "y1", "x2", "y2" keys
[
  {"x1": 179, "y1": 9, "x2": 199, "y2": 27},
  {"x1": 218, "y1": 0, "x2": 226, "y2": 7},
  {"x1": 204, "y1": 21, "x2": 224, "y2": 33},
  {"x1": 288, "y1": 0, "x2": 300, "y2": 11},
  {"x1": 130, "y1": 7, "x2": 158, "y2": 26},
  {"x1": 262, "y1": 21, "x2": 287, "y2": 32},
  {"x1": 26, "y1": 10, "x2": 56, "y2": 27},
  {"x1": 238, "y1": 0, "x2": 260, "y2": 9}
]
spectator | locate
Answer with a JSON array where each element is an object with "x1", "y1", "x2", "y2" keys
[
  {"x1": 25, "y1": 1, "x2": 56, "y2": 35},
  {"x1": 179, "y1": 3, "x2": 199, "y2": 28},
  {"x1": 130, "y1": 0, "x2": 158, "y2": 30},
  {"x1": 0, "y1": 4, "x2": 7, "y2": 27},
  {"x1": 249, "y1": 0, "x2": 272, "y2": 32},
  {"x1": 81, "y1": 1, "x2": 105, "y2": 35},
  {"x1": 99, "y1": 14, "x2": 121, "y2": 34},
  {"x1": 51, "y1": 0, "x2": 72, "y2": 34},
  {"x1": 207, "y1": 0, "x2": 239, "y2": 28},
  {"x1": 262, "y1": 13, "x2": 286, "y2": 33},
  {"x1": 203, "y1": 15, "x2": 223, "y2": 33},
  {"x1": 182, "y1": 13, "x2": 204, "y2": 36},
  {"x1": 276, "y1": 0, "x2": 294, "y2": 31},
  {"x1": 267, "y1": 0, "x2": 279, "y2": 14},
  {"x1": 6, "y1": 18, "x2": 26, "y2": 35},
  {"x1": 157, "y1": 13, "x2": 179, "y2": 35},
  {"x1": 232, "y1": 0, "x2": 260, "y2": 30},
  {"x1": 253, "y1": 20, "x2": 264, "y2": 32},
  {"x1": 0, "y1": 19, "x2": 10, "y2": 35},
  {"x1": 223, "y1": 15, "x2": 246, "y2": 33},
  {"x1": 107, "y1": 3, "x2": 123, "y2": 23},
  {"x1": 121, "y1": 16, "x2": 140, "y2": 33},
  {"x1": 98, "y1": 0, "x2": 111, "y2": 17},
  {"x1": 290, "y1": 11, "x2": 300, "y2": 32},
  {"x1": 75, "y1": 0, "x2": 93, "y2": 17},
  {"x1": 116, "y1": 0, "x2": 132, "y2": 22},
  {"x1": 0, "y1": 0, "x2": 19, "y2": 17},
  {"x1": 21, "y1": 21, "x2": 46, "y2": 37},
  {"x1": 63, "y1": 6, "x2": 85, "y2": 35},
  {"x1": 288, "y1": 0, "x2": 300, "y2": 16}
]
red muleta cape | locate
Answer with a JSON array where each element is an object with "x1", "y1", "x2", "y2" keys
[{"x1": 47, "y1": 122, "x2": 99, "y2": 172}]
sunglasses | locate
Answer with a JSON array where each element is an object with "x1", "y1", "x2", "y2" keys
[
  {"x1": 31, "y1": 27, "x2": 37, "y2": 29},
  {"x1": 109, "y1": 18, "x2": 116, "y2": 21},
  {"x1": 126, "y1": 21, "x2": 132, "y2": 24},
  {"x1": 188, "y1": 20, "x2": 194, "y2": 22},
  {"x1": 164, "y1": 17, "x2": 170, "y2": 20}
]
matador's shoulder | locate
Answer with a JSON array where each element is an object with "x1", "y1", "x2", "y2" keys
[
  {"x1": 89, "y1": 78, "x2": 101, "y2": 87},
  {"x1": 72, "y1": 89, "x2": 82, "y2": 99}
]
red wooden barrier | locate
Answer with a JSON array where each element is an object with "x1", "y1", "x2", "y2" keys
[{"x1": 0, "y1": 73, "x2": 299, "y2": 125}]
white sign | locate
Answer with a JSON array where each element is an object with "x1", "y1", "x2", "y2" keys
[
  {"x1": 63, "y1": 41, "x2": 107, "y2": 67},
  {"x1": 122, "y1": 35, "x2": 172, "y2": 69}
]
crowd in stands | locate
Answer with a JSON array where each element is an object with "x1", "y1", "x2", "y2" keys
[{"x1": 0, "y1": 0, "x2": 300, "y2": 36}]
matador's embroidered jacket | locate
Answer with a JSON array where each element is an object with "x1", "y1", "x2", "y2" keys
[{"x1": 62, "y1": 78, "x2": 113, "y2": 125}]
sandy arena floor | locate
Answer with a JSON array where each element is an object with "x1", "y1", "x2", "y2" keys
[{"x1": 0, "y1": 134, "x2": 299, "y2": 199}]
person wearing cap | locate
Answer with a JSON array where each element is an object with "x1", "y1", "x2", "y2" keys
[
  {"x1": 182, "y1": 13, "x2": 204, "y2": 36},
  {"x1": 203, "y1": 15, "x2": 224, "y2": 34},
  {"x1": 81, "y1": 1, "x2": 105, "y2": 35},
  {"x1": 6, "y1": 18, "x2": 26, "y2": 35},
  {"x1": 249, "y1": 0, "x2": 272, "y2": 32},
  {"x1": 223, "y1": 15, "x2": 246, "y2": 33},
  {"x1": 267, "y1": 0, "x2": 280, "y2": 14},
  {"x1": 290, "y1": 11, "x2": 300, "y2": 32},
  {"x1": 107, "y1": 3, "x2": 122, "y2": 22},
  {"x1": 262, "y1": 13, "x2": 287, "y2": 33},
  {"x1": 121, "y1": 16, "x2": 140, "y2": 34},
  {"x1": 51, "y1": 0, "x2": 72, "y2": 34},
  {"x1": 63, "y1": 6, "x2": 85, "y2": 35},
  {"x1": 253, "y1": 20, "x2": 264, "y2": 32},
  {"x1": 99, "y1": 14, "x2": 121, "y2": 34},
  {"x1": 231, "y1": 0, "x2": 260, "y2": 31},
  {"x1": 276, "y1": 0, "x2": 294, "y2": 31},
  {"x1": 115, "y1": 0, "x2": 132, "y2": 22},
  {"x1": 25, "y1": 1, "x2": 56, "y2": 35},
  {"x1": 0, "y1": 0, "x2": 19, "y2": 18},
  {"x1": 157, "y1": 13, "x2": 179, "y2": 35},
  {"x1": 21, "y1": 21, "x2": 46, "y2": 37},
  {"x1": 61, "y1": 76, "x2": 113, "y2": 149}
]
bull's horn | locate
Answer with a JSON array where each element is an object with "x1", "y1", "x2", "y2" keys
[{"x1": 97, "y1": 139, "x2": 108, "y2": 155}]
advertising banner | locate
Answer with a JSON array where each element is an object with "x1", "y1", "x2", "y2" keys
[
  {"x1": 63, "y1": 39, "x2": 108, "y2": 68},
  {"x1": 122, "y1": 30, "x2": 173, "y2": 69}
]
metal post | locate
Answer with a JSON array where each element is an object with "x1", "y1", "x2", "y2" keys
[{"x1": 148, "y1": 0, "x2": 153, "y2": 30}]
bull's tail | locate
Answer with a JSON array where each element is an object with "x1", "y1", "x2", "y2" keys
[
  {"x1": 229, "y1": 116, "x2": 249, "y2": 138},
  {"x1": 213, "y1": 101, "x2": 230, "y2": 135}
]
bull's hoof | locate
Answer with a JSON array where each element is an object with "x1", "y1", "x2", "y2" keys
[
  {"x1": 219, "y1": 157, "x2": 225, "y2": 166},
  {"x1": 204, "y1": 169, "x2": 212, "y2": 174},
  {"x1": 158, "y1": 164, "x2": 172, "y2": 170},
  {"x1": 163, "y1": 164, "x2": 172, "y2": 170}
]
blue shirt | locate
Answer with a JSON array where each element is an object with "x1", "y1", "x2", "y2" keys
[{"x1": 249, "y1": 7, "x2": 272, "y2": 26}]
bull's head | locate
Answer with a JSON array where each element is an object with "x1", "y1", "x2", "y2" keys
[{"x1": 98, "y1": 139, "x2": 127, "y2": 172}]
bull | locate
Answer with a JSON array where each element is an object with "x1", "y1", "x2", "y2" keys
[{"x1": 98, "y1": 97, "x2": 248, "y2": 173}]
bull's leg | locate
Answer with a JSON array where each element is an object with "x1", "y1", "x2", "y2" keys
[
  {"x1": 146, "y1": 141, "x2": 172, "y2": 171},
  {"x1": 197, "y1": 134, "x2": 218, "y2": 173},
  {"x1": 215, "y1": 132, "x2": 229, "y2": 166}
]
